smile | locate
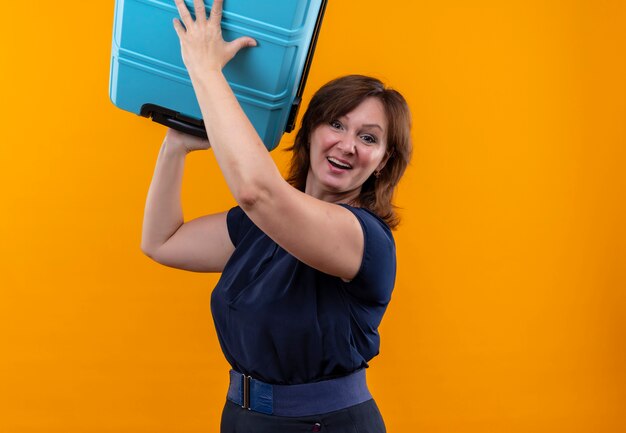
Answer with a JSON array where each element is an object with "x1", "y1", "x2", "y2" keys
[{"x1": 327, "y1": 157, "x2": 352, "y2": 170}]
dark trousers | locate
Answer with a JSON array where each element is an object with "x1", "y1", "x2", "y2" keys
[{"x1": 220, "y1": 398, "x2": 386, "y2": 433}]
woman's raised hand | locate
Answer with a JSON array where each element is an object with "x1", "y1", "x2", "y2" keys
[
  {"x1": 164, "y1": 128, "x2": 211, "y2": 154},
  {"x1": 172, "y1": 0, "x2": 256, "y2": 76}
]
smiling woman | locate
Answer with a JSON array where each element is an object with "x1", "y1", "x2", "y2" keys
[
  {"x1": 141, "y1": 0, "x2": 413, "y2": 432},
  {"x1": 287, "y1": 75, "x2": 413, "y2": 228}
]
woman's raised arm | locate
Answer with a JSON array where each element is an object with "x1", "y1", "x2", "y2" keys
[
  {"x1": 173, "y1": 0, "x2": 376, "y2": 280},
  {"x1": 141, "y1": 129, "x2": 234, "y2": 273}
]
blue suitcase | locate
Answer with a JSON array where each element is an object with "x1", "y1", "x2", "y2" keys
[{"x1": 109, "y1": 0, "x2": 327, "y2": 150}]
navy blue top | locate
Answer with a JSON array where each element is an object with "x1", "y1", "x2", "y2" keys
[{"x1": 210, "y1": 204, "x2": 396, "y2": 385}]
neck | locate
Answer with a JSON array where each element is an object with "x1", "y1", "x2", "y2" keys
[{"x1": 304, "y1": 174, "x2": 361, "y2": 205}]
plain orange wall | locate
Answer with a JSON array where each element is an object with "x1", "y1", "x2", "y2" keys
[{"x1": 1, "y1": 1, "x2": 624, "y2": 432}]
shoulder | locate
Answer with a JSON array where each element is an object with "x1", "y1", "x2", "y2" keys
[
  {"x1": 226, "y1": 205, "x2": 256, "y2": 247},
  {"x1": 339, "y1": 204, "x2": 396, "y2": 304},
  {"x1": 338, "y1": 204, "x2": 395, "y2": 248}
]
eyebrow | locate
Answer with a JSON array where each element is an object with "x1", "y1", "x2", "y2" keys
[
  {"x1": 341, "y1": 115, "x2": 385, "y2": 132},
  {"x1": 362, "y1": 124, "x2": 384, "y2": 131}
]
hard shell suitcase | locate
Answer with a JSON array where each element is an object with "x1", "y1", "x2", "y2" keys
[{"x1": 109, "y1": 0, "x2": 327, "y2": 150}]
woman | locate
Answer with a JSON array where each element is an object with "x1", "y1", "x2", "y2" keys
[{"x1": 141, "y1": 0, "x2": 412, "y2": 431}]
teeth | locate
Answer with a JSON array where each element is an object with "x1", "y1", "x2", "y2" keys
[{"x1": 327, "y1": 157, "x2": 352, "y2": 169}]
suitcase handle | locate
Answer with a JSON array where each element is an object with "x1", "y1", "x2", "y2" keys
[
  {"x1": 140, "y1": 104, "x2": 208, "y2": 139},
  {"x1": 285, "y1": 97, "x2": 301, "y2": 133}
]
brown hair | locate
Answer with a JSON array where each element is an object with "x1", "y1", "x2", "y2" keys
[{"x1": 285, "y1": 75, "x2": 413, "y2": 229}]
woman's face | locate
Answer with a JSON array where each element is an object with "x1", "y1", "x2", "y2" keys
[{"x1": 305, "y1": 97, "x2": 389, "y2": 203}]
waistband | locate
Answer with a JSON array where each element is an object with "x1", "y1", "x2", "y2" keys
[{"x1": 226, "y1": 369, "x2": 373, "y2": 417}]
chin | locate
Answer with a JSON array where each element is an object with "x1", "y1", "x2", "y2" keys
[
  {"x1": 323, "y1": 179, "x2": 360, "y2": 195},
  {"x1": 319, "y1": 183, "x2": 344, "y2": 193},
  {"x1": 319, "y1": 175, "x2": 349, "y2": 190}
]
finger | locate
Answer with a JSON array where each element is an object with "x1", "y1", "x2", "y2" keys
[
  {"x1": 174, "y1": 0, "x2": 194, "y2": 27},
  {"x1": 209, "y1": 0, "x2": 223, "y2": 27},
  {"x1": 172, "y1": 18, "x2": 186, "y2": 37},
  {"x1": 226, "y1": 36, "x2": 257, "y2": 58},
  {"x1": 193, "y1": 0, "x2": 206, "y2": 21}
]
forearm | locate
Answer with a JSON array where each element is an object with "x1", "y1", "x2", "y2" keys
[
  {"x1": 190, "y1": 71, "x2": 282, "y2": 206},
  {"x1": 141, "y1": 138, "x2": 186, "y2": 254}
]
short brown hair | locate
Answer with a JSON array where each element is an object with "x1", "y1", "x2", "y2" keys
[{"x1": 285, "y1": 75, "x2": 412, "y2": 229}]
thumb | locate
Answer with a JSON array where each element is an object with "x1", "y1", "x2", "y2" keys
[{"x1": 227, "y1": 37, "x2": 257, "y2": 57}]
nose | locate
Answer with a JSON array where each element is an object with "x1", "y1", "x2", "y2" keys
[{"x1": 336, "y1": 136, "x2": 356, "y2": 155}]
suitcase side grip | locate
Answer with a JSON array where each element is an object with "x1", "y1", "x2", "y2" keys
[
  {"x1": 140, "y1": 104, "x2": 208, "y2": 139},
  {"x1": 285, "y1": 97, "x2": 301, "y2": 133}
]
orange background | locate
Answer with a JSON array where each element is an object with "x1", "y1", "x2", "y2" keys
[{"x1": 1, "y1": 1, "x2": 625, "y2": 432}]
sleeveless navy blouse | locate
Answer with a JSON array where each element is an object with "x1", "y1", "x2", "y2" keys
[{"x1": 210, "y1": 204, "x2": 396, "y2": 385}]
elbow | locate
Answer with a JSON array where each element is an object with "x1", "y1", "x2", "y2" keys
[
  {"x1": 233, "y1": 162, "x2": 283, "y2": 212},
  {"x1": 235, "y1": 182, "x2": 270, "y2": 212},
  {"x1": 233, "y1": 166, "x2": 287, "y2": 212},
  {"x1": 140, "y1": 242, "x2": 159, "y2": 260},
  {"x1": 141, "y1": 246, "x2": 154, "y2": 259},
  {"x1": 237, "y1": 188, "x2": 260, "y2": 211}
]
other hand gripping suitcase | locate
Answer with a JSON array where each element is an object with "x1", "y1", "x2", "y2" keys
[{"x1": 109, "y1": 0, "x2": 327, "y2": 150}]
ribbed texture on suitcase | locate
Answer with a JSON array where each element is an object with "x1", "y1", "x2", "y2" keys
[{"x1": 109, "y1": 0, "x2": 326, "y2": 150}]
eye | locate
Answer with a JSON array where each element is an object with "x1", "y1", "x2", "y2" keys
[
  {"x1": 329, "y1": 120, "x2": 343, "y2": 130},
  {"x1": 360, "y1": 134, "x2": 377, "y2": 144}
]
